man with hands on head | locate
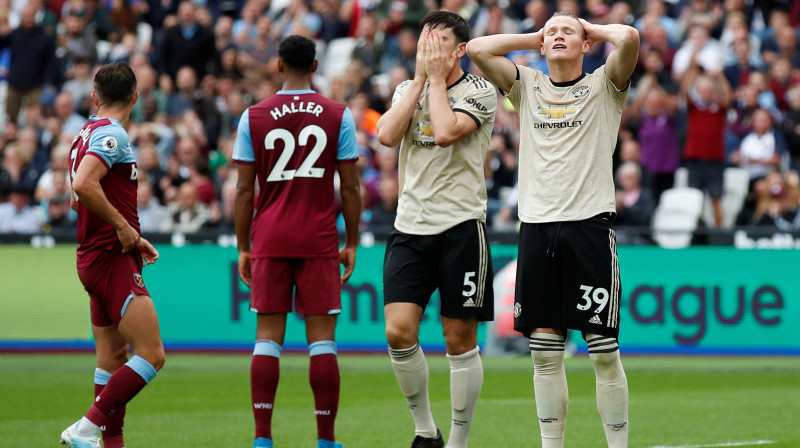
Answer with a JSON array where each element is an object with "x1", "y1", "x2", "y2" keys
[
  {"x1": 468, "y1": 13, "x2": 639, "y2": 448},
  {"x1": 376, "y1": 11, "x2": 496, "y2": 448}
]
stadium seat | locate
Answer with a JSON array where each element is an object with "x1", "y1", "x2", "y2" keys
[
  {"x1": 652, "y1": 187, "x2": 704, "y2": 248},
  {"x1": 673, "y1": 166, "x2": 689, "y2": 189},
  {"x1": 323, "y1": 37, "x2": 357, "y2": 79},
  {"x1": 701, "y1": 167, "x2": 750, "y2": 229}
]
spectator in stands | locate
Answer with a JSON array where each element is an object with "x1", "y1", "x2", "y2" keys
[
  {"x1": 0, "y1": 4, "x2": 55, "y2": 124},
  {"x1": 131, "y1": 64, "x2": 168, "y2": 123},
  {"x1": 62, "y1": 58, "x2": 95, "y2": 113},
  {"x1": 781, "y1": 85, "x2": 800, "y2": 168},
  {"x1": 720, "y1": 11, "x2": 762, "y2": 70},
  {"x1": 768, "y1": 57, "x2": 797, "y2": 112},
  {"x1": 159, "y1": 0, "x2": 215, "y2": 81},
  {"x1": 166, "y1": 66, "x2": 202, "y2": 118},
  {"x1": 63, "y1": 6, "x2": 99, "y2": 65},
  {"x1": 351, "y1": 13, "x2": 386, "y2": 75},
  {"x1": 635, "y1": 0, "x2": 679, "y2": 46},
  {"x1": 159, "y1": 181, "x2": 209, "y2": 233},
  {"x1": 2, "y1": 139, "x2": 41, "y2": 195},
  {"x1": 485, "y1": 132, "x2": 517, "y2": 227},
  {"x1": 724, "y1": 37, "x2": 758, "y2": 89},
  {"x1": 55, "y1": 92, "x2": 87, "y2": 136},
  {"x1": 731, "y1": 108, "x2": 786, "y2": 185},
  {"x1": 34, "y1": 143, "x2": 71, "y2": 203},
  {"x1": 368, "y1": 174, "x2": 399, "y2": 232},
  {"x1": 615, "y1": 161, "x2": 656, "y2": 227},
  {"x1": 242, "y1": 16, "x2": 280, "y2": 76},
  {"x1": 41, "y1": 169, "x2": 75, "y2": 232},
  {"x1": 680, "y1": 56, "x2": 732, "y2": 228},
  {"x1": 747, "y1": 70, "x2": 780, "y2": 116},
  {"x1": 0, "y1": 184, "x2": 41, "y2": 233},
  {"x1": 380, "y1": 27, "x2": 417, "y2": 76},
  {"x1": 750, "y1": 171, "x2": 800, "y2": 229},
  {"x1": 471, "y1": 0, "x2": 520, "y2": 38},
  {"x1": 137, "y1": 181, "x2": 167, "y2": 233},
  {"x1": 672, "y1": 19, "x2": 724, "y2": 80}
]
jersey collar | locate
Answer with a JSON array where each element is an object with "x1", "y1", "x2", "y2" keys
[
  {"x1": 276, "y1": 89, "x2": 316, "y2": 95},
  {"x1": 89, "y1": 115, "x2": 122, "y2": 126}
]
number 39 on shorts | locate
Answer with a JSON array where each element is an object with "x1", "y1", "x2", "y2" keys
[{"x1": 577, "y1": 285, "x2": 609, "y2": 313}]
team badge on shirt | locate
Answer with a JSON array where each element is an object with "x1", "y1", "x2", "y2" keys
[
  {"x1": 572, "y1": 85, "x2": 590, "y2": 99},
  {"x1": 101, "y1": 136, "x2": 118, "y2": 153},
  {"x1": 133, "y1": 273, "x2": 144, "y2": 287}
]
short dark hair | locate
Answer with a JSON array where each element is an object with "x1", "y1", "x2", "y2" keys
[
  {"x1": 420, "y1": 11, "x2": 471, "y2": 44},
  {"x1": 93, "y1": 62, "x2": 137, "y2": 106},
  {"x1": 278, "y1": 35, "x2": 316, "y2": 72},
  {"x1": 546, "y1": 11, "x2": 586, "y2": 39}
]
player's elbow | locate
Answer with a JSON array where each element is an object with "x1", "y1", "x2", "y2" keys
[
  {"x1": 376, "y1": 126, "x2": 401, "y2": 148},
  {"x1": 622, "y1": 26, "x2": 640, "y2": 48},
  {"x1": 465, "y1": 39, "x2": 488, "y2": 61},
  {"x1": 434, "y1": 132, "x2": 458, "y2": 147},
  {"x1": 71, "y1": 178, "x2": 90, "y2": 197}
]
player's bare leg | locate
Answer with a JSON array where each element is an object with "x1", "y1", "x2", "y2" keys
[
  {"x1": 442, "y1": 317, "x2": 482, "y2": 448},
  {"x1": 530, "y1": 328, "x2": 568, "y2": 448},
  {"x1": 91, "y1": 325, "x2": 129, "y2": 448},
  {"x1": 385, "y1": 302, "x2": 441, "y2": 445},
  {"x1": 586, "y1": 333, "x2": 628, "y2": 448},
  {"x1": 306, "y1": 315, "x2": 342, "y2": 448},
  {"x1": 252, "y1": 314, "x2": 287, "y2": 448},
  {"x1": 66, "y1": 295, "x2": 163, "y2": 446}
]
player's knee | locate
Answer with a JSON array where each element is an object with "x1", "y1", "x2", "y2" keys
[
  {"x1": 385, "y1": 323, "x2": 416, "y2": 349},
  {"x1": 140, "y1": 345, "x2": 166, "y2": 371}
]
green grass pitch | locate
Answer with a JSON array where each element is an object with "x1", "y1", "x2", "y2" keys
[{"x1": 1, "y1": 353, "x2": 798, "y2": 447}]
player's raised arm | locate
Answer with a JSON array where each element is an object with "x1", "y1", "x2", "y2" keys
[
  {"x1": 466, "y1": 30, "x2": 543, "y2": 94},
  {"x1": 72, "y1": 155, "x2": 139, "y2": 252},
  {"x1": 376, "y1": 29, "x2": 429, "y2": 148},
  {"x1": 579, "y1": 19, "x2": 639, "y2": 91}
]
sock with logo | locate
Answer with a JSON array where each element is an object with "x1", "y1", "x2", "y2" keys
[
  {"x1": 587, "y1": 334, "x2": 628, "y2": 448},
  {"x1": 309, "y1": 340, "x2": 340, "y2": 442},
  {"x1": 389, "y1": 343, "x2": 437, "y2": 439},
  {"x1": 530, "y1": 333, "x2": 568, "y2": 448},
  {"x1": 252, "y1": 340, "x2": 282, "y2": 441},
  {"x1": 94, "y1": 368, "x2": 125, "y2": 448},
  {"x1": 83, "y1": 356, "x2": 156, "y2": 434},
  {"x1": 445, "y1": 346, "x2": 483, "y2": 448}
]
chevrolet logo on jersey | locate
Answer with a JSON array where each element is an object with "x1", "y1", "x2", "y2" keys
[
  {"x1": 416, "y1": 121, "x2": 433, "y2": 137},
  {"x1": 536, "y1": 105, "x2": 581, "y2": 120}
]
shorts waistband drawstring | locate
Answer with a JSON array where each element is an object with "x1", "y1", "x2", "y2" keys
[{"x1": 546, "y1": 222, "x2": 563, "y2": 258}]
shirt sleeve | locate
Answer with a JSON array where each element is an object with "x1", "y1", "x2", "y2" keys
[
  {"x1": 451, "y1": 81, "x2": 498, "y2": 129},
  {"x1": 86, "y1": 125, "x2": 129, "y2": 169},
  {"x1": 391, "y1": 80, "x2": 412, "y2": 107},
  {"x1": 232, "y1": 108, "x2": 255, "y2": 163},
  {"x1": 337, "y1": 107, "x2": 359, "y2": 161},
  {"x1": 506, "y1": 64, "x2": 525, "y2": 109}
]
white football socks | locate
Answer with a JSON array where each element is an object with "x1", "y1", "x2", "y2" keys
[
  {"x1": 445, "y1": 346, "x2": 483, "y2": 448},
  {"x1": 587, "y1": 334, "x2": 629, "y2": 448},
  {"x1": 530, "y1": 333, "x2": 568, "y2": 448},
  {"x1": 389, "y1": 344, "x2": 438, "y2": 438}
]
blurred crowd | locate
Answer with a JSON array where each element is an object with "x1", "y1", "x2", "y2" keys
[{"x1": 1, "y1": 0, "x2": 799, "y2": 237}]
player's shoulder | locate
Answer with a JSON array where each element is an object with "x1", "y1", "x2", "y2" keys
[
  {"x1": 463, "y1": 72, "x2": 493, "y2": 92},
  {"x1": 89, "y1": 120, "x2": 128, "y2": 147}
]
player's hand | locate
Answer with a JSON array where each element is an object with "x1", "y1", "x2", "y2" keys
[
  {"x1": 117, "y1": 224, "x2": 140, "y2": 253},
  {"x1": 414, "y1": 27, "x2": 429, "y2": 82},
  {"x1": 139, "y1": 238, "x2": 159, "y2": 265},
  {"x1": 425, "y1": 29, "x2": 457, "y2": 81},
  {"x1": 578, "y1": 18, "x2": 596, "y2": 45},
  {"x1": 339, "y1": 246, "x2": 356, "y2": 285},
  {"x1": 238, "y1": 251, "x2": 252, "y2": 287}
]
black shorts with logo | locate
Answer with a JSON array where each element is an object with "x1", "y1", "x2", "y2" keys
[
  {"x1": 383, "y1": 220, "x2": 494, "y2": 321},
  {"x1": 514, "y1": 213, "x2": 621, "y2": 338}
]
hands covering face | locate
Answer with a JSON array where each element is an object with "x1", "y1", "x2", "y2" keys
[{"x1": 416, "y1": 26, "x2": 459, "y2": 82}]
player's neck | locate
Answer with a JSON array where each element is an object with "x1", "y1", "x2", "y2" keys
[
  {"x1": 96, "y1": 106, "x2": 130, "y2": 127},
  {"x1": 445, "y1": 67, "x2": 465, "y2": 87},
  {"x1": 282, "y1": 77, "x2": 312, "y2": 92},
  {"x1": 547, "y1": 59, "x2": 584, "y2": 84}
]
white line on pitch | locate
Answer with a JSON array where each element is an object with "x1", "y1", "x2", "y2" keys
[{"x1": 648, "y1": 441, "x2": 776, "y2": 448}]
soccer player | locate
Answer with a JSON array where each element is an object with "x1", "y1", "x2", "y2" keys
[
  {"x1": 467, "y1": 12, "x2": 639, "y2": 448},
  {"x1": 233, "y1": 35, "x2": 361, "y2": 448},
  {"x1": 60, "y1": 62, "x2": 165, "y2": 448},
  {"x1": 375, "y1": 11, "x2": 496, "y2": 448}
]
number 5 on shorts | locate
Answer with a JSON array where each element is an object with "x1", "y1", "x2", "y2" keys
[{"x1": 462, "y1": 272, "x2": 476, "y2": 297}]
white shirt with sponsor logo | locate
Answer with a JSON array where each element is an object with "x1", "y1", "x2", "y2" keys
[
  {"x1": 392, "y1": 72, "x2": 497, "y2": 235},
  {"x1": 508, "y1": 65, "x2": 628, "y2": 223}
]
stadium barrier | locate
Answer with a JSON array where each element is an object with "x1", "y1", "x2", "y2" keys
[{"x1": 1, "y1": 241, "x2": 798, "y2": 355}]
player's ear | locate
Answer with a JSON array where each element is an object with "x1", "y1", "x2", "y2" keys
[
  {"x1": 455, "y1": 41, "x2": 466, "y2": 58},
  {"x1": 91, "y1": 92, "x2": 99, "y2": 108},
  {"x1": 277, "y1": 59, "x2": 284, "y2": 74},
  {"x1": 130, "y1": 90, "x2": 139, "y2": 107},
  {"x1": 311, "y1": 59, "x2": 319, "y2": 74},
  {"x1": 582, "y1": 38, "x2": 592, "y2": 53}
]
